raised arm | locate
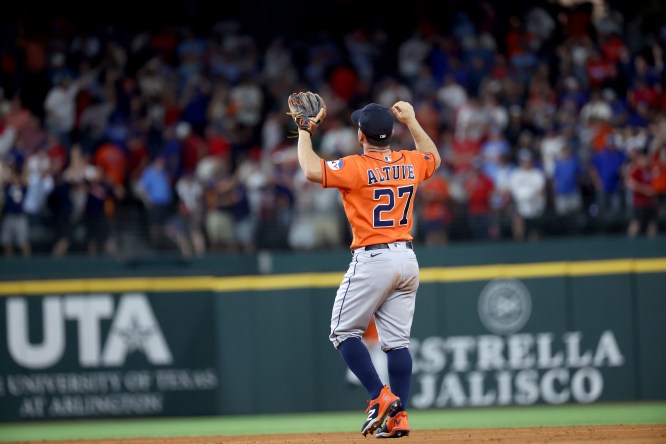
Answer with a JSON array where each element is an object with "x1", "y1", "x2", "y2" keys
[
  {"x1": 287, "y1": 92, "x2": 328, "y2": 183},
  {"x1": 391, "y1": 101, "x2": 441, "y2": 169},
  {"x1": 297, "y1": 128, "x2": 323, "y2": 183}
]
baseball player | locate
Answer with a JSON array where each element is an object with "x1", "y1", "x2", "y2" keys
[{"x1": 294, "y1": 96, "x2": 441, "y2": 438}]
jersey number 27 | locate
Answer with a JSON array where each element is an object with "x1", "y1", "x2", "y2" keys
[{"x1": 373, "y1": 185, "x2": 414, "y2": 227}]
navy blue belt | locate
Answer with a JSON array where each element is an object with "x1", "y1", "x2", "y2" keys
[{"x1": 363, "y1": 241, "x2": 413, "y2": 251}]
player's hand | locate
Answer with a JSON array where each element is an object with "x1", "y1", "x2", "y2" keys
[
  {"x1": 391, "y1": 101, "x2": 416, "y2": 124},
  {"x1": 297, "y1": 108, "x2": 325, "y2": 136}
]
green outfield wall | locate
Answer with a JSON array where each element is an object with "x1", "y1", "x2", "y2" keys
[{"x1": 0, "y1": 236, "x2": 665, "y2": 421}]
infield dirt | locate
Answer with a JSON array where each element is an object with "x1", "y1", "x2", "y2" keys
[{"x1": 15, "y1": 424, "x2": 666, "y2": 443}]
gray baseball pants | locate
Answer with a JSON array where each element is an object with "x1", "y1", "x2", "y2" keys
[{"x1": 329, "y1": 241, "x2": 419, "y2": 351}]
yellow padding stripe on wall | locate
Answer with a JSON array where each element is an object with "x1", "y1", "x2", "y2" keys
[{"x1": 0, "y1": 258, "x2": 665, "y2": 296}]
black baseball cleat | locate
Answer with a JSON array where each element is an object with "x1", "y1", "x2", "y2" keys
[{"x1": 361, "y1": 385, "x2": 401, "y2": 436}]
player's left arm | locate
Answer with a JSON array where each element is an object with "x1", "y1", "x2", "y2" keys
[{"x1": 297, "y1": 128, "x2": 323, "y2": 183}]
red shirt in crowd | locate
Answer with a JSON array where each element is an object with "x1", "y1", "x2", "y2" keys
[
  {"x1": 465, "y1": 172, "x2": 494, "y2": 215},
  {"x1": 586, "y1": 56, "x2": 609, "y2": 90},
  {"x1": 600, "y1": 36, "x2": 624, "y2": 64},
  {"x1": 629, "y1": 165, "x2": 655, "y2": 208},
  {"x1": 629, "y1": 84, "x2": 659, "y2": 108},
  {"x1": 451, "y1": 139, "x2": 482, "y2": 173},
  {"x1": 181, "y1": 133, "x2": 207, "y2": 174},
  {"x1": 94, "y1": 142, "x2": 127, "y2": 188},
  {"x1": 329, "y1": 66, "x2": 359, "y2": 102},
  {"x1": 207, "y1": 133, "x2": 231, "y2": 158},
  {"x1": 651, "y1": 149, "x2": 666, "y2": 195}
]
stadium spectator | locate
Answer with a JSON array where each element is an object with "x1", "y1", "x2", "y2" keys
[
  {"x1": 288, "y1": 171, "x2": 343, "y2": 250},
  {"x1": 463, "y1": 159, "x2": 495, "y2": 240},
  {"x1": 137, "y1": 155, "x2": 173, "y2": 246},
  {"x1": 43, "y1": 72, "x2": 79, "y2": 147},
  {"x1": 204, "y1": 161, "x2": 253, "y2": 253},
  {"x1": 651, "y1": 141, "x2": 666, "y2": 220},
  {"x1": 590, "y1": 135, "x2": 626, "y2": 220},
  {"x1": 94, "y1": 140, "x2": 127, "y2": 190},
  {"x1": 1, "y1": 168, "x2": 30, "y2": 256},
  {"x1": 23, "y1": 146, "x2": 55, "y2": 228},
  {"x1": 79, "y1": 94, "x2": 115, "y2": 153},
  {"x1": 488, "y1": 153, "x2": 515, "y2": 239},
  {"x1": 84, "y1": 167, "x2": 120, "y2": 255},
  {"x1": 255, "y1": 172, "x2": 293, "y2": 251},
  {"x1": 167, "y1": 172, "x2": 206, "y2": 258},
  {"x1": 377, "y1": 76, "x2": 414, "y2": 110},
  {"x1": 51, "y1": 144, "x2": 96, "y2": 256},
  {"x1": 539, "y1": 126, "x2": 567, "y2": 180},
  {"x1": 320, "y1": 114, "x2": 358, "y2": 158},
  {"x1": 416, "y1": 168, "x2": 450, "y2": 245},
  {"x1": 480, "y1": 129, "x2": 510, "y2": 179},
  {"x1": 509, "y1": 149, "x2": 546, "y2": 241},
  {"x1": 552, "y1": 144, "x2": 585, "y2": 217},
  {"x1": 626, "y1": 149, "x2": 658, "y2": 238}
]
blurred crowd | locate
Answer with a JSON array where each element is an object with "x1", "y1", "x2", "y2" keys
[{"x1": 1, "y1": 1, "x2": 666, "y2": 258}]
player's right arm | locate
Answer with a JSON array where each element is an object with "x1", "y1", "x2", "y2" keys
[
  {"x1": 297, "y1": 128, "x2": 323, "y2": 183},
  {"x1": 391, "y1": 101, "x2": 441, "y2": 169}
]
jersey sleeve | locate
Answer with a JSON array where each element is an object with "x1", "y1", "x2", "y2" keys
[
  {"x1": 406, "y1": 150, "x2": 438, "y2": 182},
  {"x1": 321, "y1": 156, "x2": 361, "y2": 190}
]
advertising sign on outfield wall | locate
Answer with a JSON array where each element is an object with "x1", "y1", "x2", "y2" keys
[
  {"x1": 405, "y1": 278, "x2": 630, "y2": 409},
  {"x1": 0, "y1": 292, "x2": 218, "y2": 421}
]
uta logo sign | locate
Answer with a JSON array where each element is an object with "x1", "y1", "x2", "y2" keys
[{"x1": 6, "y1": 293, "x2": 172, "y2": 369}]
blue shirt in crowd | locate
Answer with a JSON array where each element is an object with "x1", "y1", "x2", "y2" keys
[
  {"x1": 554, "y1": 156, "x2": 583, "y2": 195},
  {"x1": 592, "y1": 148, "x2": 625, "y2": 193},
  {"x1": 139, "y1": 166, "x2": 172, "y2": 205},
  {"x1": 4, "y1": 184, "x2": 27, "y2": 215}
]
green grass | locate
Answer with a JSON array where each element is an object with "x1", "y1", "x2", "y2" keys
[{"x1": 1, "y1": 402, "x2": 665, "y2": 442}]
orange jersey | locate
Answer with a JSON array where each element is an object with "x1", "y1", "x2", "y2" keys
[{"x1": 321, "y1": 150, "x2": 437, "y2": 249}]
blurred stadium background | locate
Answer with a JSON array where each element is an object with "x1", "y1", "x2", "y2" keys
[
  {"x1": 1, "y1": 0, "x2": 666, "y2": 255},
  {"x1": 0, "y1": 0, "x2": 665, "y2": 441}
]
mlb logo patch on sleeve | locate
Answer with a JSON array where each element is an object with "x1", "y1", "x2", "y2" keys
[
  {"x1": 422, "y1": 153, "x2": 431, "y2": 160},
  {"x1": 327, "y1": 159, "x2": 344, "y2": 170}
]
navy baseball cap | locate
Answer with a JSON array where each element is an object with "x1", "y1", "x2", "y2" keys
[{"x1": 351, "y1": 103, "x2": 394, "y2": 147}]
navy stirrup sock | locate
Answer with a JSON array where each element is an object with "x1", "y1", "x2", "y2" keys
[
  {"x1": 387, "y1": 347, "x2": 412, "y2": 413},
  {"x1": 338, "y1": 337, "x2": 384, "y2": 399}
]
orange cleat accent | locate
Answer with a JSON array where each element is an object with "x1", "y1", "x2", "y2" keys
[
  {"x1": 361, "y1": 385, "x2": 401, "y2": 436},
  {"x1": 376, "y1": 411, "x2": 411, "y2": 438}
]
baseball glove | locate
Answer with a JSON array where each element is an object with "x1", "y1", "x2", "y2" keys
[{"x1": 287, "y1": 91, "x2": 327, "y2": 133}]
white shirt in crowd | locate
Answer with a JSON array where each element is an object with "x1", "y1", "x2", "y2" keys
[
  {"x1": 509, "y1": 166, "x2": 546, "y2": 219},
  {"x1": 437, "y1": 81, "x2": 467, "y2": 111},
  {"x1": 398, "y1": 33, "x2": 430, "y2": 80},
  {"x1": 320, "y1": 124, "x2": 358, "y2": 158},
  {"x1": 376, "y1": 80, "x2": 413, "y2": 109},
  {"x1": 580, "y1": 99, "x2": 612, "y2": 122},
  {"x1": 44, "y1": 82, "x2": 80, "y2": 134},
  {"x1": 23, "y1": 153, "x2": 54, "y2": 216},
  {"x1": 454, "y1": 100, "x2": 488, "y2": 141},
  {"x1": 176, "y1": 176, "x2": 204, "y2": 214},
  {"x1": 289, "y1": 172, "x2": 342, "y2": 250},
  {"x1": 540, "y1": 134, "x2": 566, "y2": 178}
]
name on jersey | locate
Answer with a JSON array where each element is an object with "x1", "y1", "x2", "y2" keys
[{"x1": 367, "y1": 165, "x2": 415, "y2": 185}]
